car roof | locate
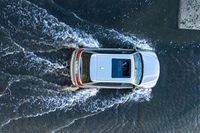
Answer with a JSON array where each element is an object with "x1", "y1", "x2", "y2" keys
[{"x1": 89, "y1": 53, "x2": 135, "y2": 83}]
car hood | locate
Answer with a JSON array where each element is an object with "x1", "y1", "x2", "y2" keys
[{"x1": 139, "y1": 51, "x2": 160, "y2": 88}]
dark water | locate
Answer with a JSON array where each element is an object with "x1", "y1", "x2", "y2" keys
[{"x1": 0, "y1": 0, "x2": 200, "y2": 133}]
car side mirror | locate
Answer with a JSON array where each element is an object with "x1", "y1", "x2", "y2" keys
[{"x1": 133, "y1": 45, "x2": 140, "y2": 52}]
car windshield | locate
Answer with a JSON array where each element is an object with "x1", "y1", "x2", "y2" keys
[
  {"x1": 134, "y1": 53, "x2": 143, "y2": 85},
  {"x1": 80, "y1": 52, "x2": 92, "y2": 83}
]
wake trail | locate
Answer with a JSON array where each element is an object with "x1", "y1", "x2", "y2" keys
[{"x1": 0, "y1": 0, "x2": 99, "y2": 49}]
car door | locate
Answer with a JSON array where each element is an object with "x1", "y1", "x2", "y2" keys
[{"x1": 90, "y1": 82, "x2": 134, "y2": 89}]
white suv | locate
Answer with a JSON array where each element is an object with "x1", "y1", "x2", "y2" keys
[{"x1": 70, "y1": 48, "x2": 160, "y2": 89}]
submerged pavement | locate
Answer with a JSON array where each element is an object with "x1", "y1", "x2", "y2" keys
[{"x1": 179, "y1": 0, "x2": 200, "y2": 30}]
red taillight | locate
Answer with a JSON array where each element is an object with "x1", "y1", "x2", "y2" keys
[
  {"x1": 75, "y1": 73, "x2": 83, "y2": 86},
  {"x1": 73, "y1": 49, "x2": 83, "y2": 87},
  {"x1": 76, "y1": 49, "x2": 83, "y2": 58}
]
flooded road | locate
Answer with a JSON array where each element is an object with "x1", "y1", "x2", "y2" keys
[{"x1": 0, "y1": 0, "x2": 199, "y2": 132}]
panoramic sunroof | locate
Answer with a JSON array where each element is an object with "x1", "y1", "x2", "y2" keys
[{"x1": 112, "y1": 59, "x2": 131, "y2": 78}]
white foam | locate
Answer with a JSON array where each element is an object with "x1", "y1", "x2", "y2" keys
[
  {"x1": 5, "y1": 0, "x2": 99, "y2": 48},
  {"x1": 108, "y1": 29, "x2": 153, "y2": 50},
  {"x1": 83, "y1": 88, "x2": 152, "y2": 113},
  {"x1": 52, "y1": 112, "x2": 99, "y2": 133},
  {"x1": 46, "y1": 89, "x2": 152, "y2": 133},
  {"x1": 0, "y1": 0, "x2": 154, "y2": 129},
  {"x1": 25, "y1": 52, "x2": 64, "y2": 73},
  {"x1": 71, "y1": 12, "x2": 84, "y2": 22},
  {"x1": 0, "y1": 88, "x2": 98, "y2": 128}
]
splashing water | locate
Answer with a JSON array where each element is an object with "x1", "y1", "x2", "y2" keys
[
  {"x1": 0, "y1": 0, "x2": 154, "y2": 131},
  {"x1": 107, "y1": 29, "x2": 153, "y2": 50},
  {"x1": 0, "y1": 81, "x2": 98, "y2": 128},
  {"x1": 81, "y1": 89, "x2": 152, "y2": 113},
  {"x1": 1, "y1": 0, "x2": 99, "y2": 48}
]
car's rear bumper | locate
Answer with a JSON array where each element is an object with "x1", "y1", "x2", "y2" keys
[
  {"x1": 70, "y1": 50, "x2": 76, "y2": 85},
  {"x1": 70, "y1": 49, "x2": 83, "y2": 87}
]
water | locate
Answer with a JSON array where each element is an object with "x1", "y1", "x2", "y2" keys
[{"x1": 0, "y1": 0, "x2": 200, "y2": 133}]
